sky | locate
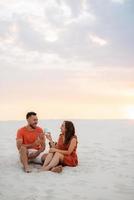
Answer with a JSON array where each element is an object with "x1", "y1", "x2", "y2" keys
[{"x1": 0, "y1": 0, "x2": 134, "y2": 120}]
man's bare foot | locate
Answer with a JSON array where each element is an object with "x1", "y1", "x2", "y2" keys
[
  {"x1": 24, "y1": 166, "x2": 32, "y2": 173},
  {"x1": 51, "y1": 165, "x2": 63, "y2": 173}
]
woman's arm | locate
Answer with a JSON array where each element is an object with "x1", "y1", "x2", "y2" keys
[
  {"x1": 49, "y1": 138, "x2": 77, "y2": 155},
  {"x1": 46, "y1": 133, "x2": 56, "y2": 148}
]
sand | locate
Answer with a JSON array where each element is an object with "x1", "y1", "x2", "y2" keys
[{"x1": 0, "y1": 120, "x2": 134, "y2": 200}]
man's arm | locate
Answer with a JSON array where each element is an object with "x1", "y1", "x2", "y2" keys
[
  {"x1": 16, "y1": 129, "x2": 38, "y2": 150},
  {"x1": 16, "y1": 138, "x2": 41, "y2": 151},
  {"x1": 16, "y1": 139, "x2": 23, "y2": 150},
  {"x1": 30, "y1": 143, "x2": 46, "y2": 158},
  {"x1": 28, "y1": 133, "x2": 46, "y2": 159},
  {"x1": 35, "y1": 133, "x2": 46, "y2": 154}
]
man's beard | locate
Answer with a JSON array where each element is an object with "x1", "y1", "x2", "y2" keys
[{"x1": 29, "y1": 124, "x2": 37, "y2": 129}]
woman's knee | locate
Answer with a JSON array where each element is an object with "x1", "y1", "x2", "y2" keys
[{"x1": 55, "y1": 152, "x2": 64, "y2": 160}]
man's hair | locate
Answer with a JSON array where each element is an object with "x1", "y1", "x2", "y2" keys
[{"x1": 26, "y1": 112, "x2": 37, "y2": 119}]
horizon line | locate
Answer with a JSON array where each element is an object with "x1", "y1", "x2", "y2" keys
[{"x1": 0, "y1": 118, "x2": 133, "y2": 122}]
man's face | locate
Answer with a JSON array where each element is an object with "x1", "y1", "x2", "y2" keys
[{"x1": 27, "y1": 115, "x2": 38, "y2": 129}]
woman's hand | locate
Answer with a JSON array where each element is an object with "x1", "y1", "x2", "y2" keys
[
  {"x1": 46, "y1": 133, "x2": 53, "y2": 142},
  {"x1": 49, "y1": 148, "x2": 57, "y2": 153}
]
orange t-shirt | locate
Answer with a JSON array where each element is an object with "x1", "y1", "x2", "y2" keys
[{"x1": 16, "y1": 126, "x2": 43, "y2": 150}]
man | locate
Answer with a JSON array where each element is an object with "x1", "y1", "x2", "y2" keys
[{"x1": 16, "y1": 112, "x2": 46, "y2": 173}]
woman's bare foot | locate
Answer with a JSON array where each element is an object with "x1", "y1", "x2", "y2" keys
[
  {"x1": 51, "y1": 165, "x2": 63, "y2": 173},
  {"x1": 38, "y1": 166, "x2": 49, "y2": 172}
]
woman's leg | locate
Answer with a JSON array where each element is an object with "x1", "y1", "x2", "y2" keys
[
  {"x1": 51, "y1": 165, "x2": 63, "y2": 173},
  {"x1": 42, "y1": 152, "x2": 64, "y2": 171},
  {"x1": 42, "y1": 152, "x2": 54, "y2": 167}
]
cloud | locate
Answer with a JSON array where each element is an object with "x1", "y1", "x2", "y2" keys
[
  {"x1": 89, "y1": 34, "x2": 108, "y2": 46},
  {"x1": 0, "y1": 0, "x2": 133, "y2": 73},
  {"x1": 0, "y1": 0, "x2": 97, "y2": 70},
  {"x1": 110, "y1": 0, "x2": 126, "y2": 4}
]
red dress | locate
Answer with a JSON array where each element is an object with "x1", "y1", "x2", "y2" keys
[{"x1": 57, "y1": 134, "x2": 78, "y2": 167}]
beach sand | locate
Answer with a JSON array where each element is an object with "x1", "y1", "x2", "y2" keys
[{"x1": 0, "y1": 120, "x2": 134, "y2": 200}]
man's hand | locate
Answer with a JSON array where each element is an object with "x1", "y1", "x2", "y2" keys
[
  {"x1": 39, "y1": 133, "x2": 45, "y2": 146},
  {"x1": 16, "y1": 133, "x2": 46, "y2": 152},
  {"x1": 33, "y1": 137, "x2": 41, "y2": 146},
  {"x1": 33, "y1": 133, "x2": 45, "y2": 146},
  {"x1": 30, "y1": 134, "x2": 46, "y2": 158},
  {"x1": 38, "y1": 145, "x2": 45, "y2": 153}
]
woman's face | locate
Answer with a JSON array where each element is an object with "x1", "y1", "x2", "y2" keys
[{"x1": 60, "y1": 122, "x2": 66, "y2": 134}]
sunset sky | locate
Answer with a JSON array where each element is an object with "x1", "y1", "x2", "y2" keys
[{"x1": 0, "y1": 0, "x2": 134, "y2": 120}]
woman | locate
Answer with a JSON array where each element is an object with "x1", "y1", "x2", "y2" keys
[{"x1": 41, "y1": 121, "x2": 78, "y2": 172}]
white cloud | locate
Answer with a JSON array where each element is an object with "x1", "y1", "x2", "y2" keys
[
  {"x1": 89, "y1": 34, "x2": 108, "y2": 46},
  {"x1": 110, "y1": 0, "x2": 126, "y2": 4},
  {"x1": 80, "y1": 0, "x2": 87, "y2": 10},
  {"x1": 0, "y1": 0, "x2": 97, "y2": 61},
  {"x1": 0, "y1": 0, "x2": 130, "y2": 74}
]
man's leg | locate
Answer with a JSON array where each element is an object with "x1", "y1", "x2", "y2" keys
[
  {"x1": 40, "y1": 153, "x2": 48, "y2": 164},
  {"x1": 19, "y1": 146, "x2": 31, "y2": 173}
]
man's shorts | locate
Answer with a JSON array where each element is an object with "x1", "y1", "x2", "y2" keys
[{"x1": 28, "y1": 149, "x2": 46, "y2": 164}]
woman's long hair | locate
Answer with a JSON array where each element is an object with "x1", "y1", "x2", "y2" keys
[{"x1": 64, "y1": 121, "x2": 75, "y2": 145}]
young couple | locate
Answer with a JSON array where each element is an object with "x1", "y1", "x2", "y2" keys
[{"x1": 16, "y1": 112, "x2": 78, "y2": 173}]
